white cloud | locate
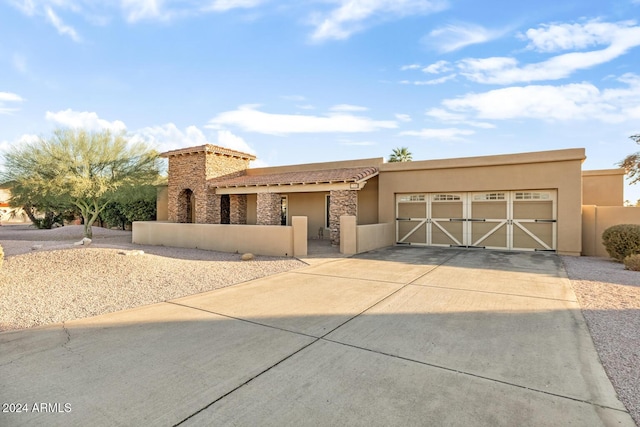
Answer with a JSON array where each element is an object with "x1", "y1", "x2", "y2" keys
[
  {"x1": 425, "y1": 108, "x2": 495, "y2": 129},
  {"x1": 400, "y1": 127, "x2": 475, "y2": 140},
  {"x1": 204, "y1": 0, "x2": 266, "y2": 12},
  {"x1": 402, "y1": 74, "x2": 456, "y2": 85},
  {"x1": 330, "y1": 104, "x2": 369, "y2": 112},
  {"x1": 0, "y1": 134, "x2": 39, "y2": 154},
  {"x1": 45, "y1": 109, "x2": 127, "y2": 132},
  {"x1": 310, "y1": 0, "x2": 448, "y2": 42},
  {"x1": 440, "y1": 73, "x2": 640, "y2": 123},
  {"x1": 523, "y1": 20, "x2": 628, "y2": 53},
  {"x1": 459, "y1": 20, "x2": 640, "y2": 85},
  {"x1": 45, "y1": 6, "x2": 81, "y2": 42},
  {"x1": 422, "y1": 60, "x2": 452, "y2": 74},
  {"x1": 216, "y1": 129, "x2": 255, "y2": 154},
  {"x1": 0, "y1": 92, "x2": 25, "y2": 114},
  {"x1": 206, "y1": 104, "x2": 397, "y2": 135},
  {"x1": 400, "y1": 64, "x2": 422, "y2": 71},
  {"x1": 121, "y1": 0, "x2": 167, "y2": 22},
  {"x1": 424, "y1": 22, "x2": 505, "y2": 53},
  {"x1": 395, "y1": 113, "x2": 412, "y2": 122},
  {"x1": 296, "y1": 104, "x2": 315, "y2": 110}
]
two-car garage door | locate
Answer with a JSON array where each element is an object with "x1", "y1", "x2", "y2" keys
[{"x1": 396, "y1": 190, "x2": 556, "y2": 251}]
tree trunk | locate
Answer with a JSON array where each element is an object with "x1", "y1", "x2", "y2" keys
[{"x1": 83, "y1": 215, "x2": 93, "y2": 238}]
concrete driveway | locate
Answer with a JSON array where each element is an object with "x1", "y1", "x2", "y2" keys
[{"x1": 0, "y1": 247, "x2": 634, "y2": 426}]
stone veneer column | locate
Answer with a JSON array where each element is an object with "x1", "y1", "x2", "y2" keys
[
  {"x1": 329, "y1": 189, "x2": 358, "y2": 245},
  {"x1": 230, "y1": 194, "x2": 248, "y2": 225},
  {"x1": 256, "y1": 193, "x2": 282, "y2": 225},
  {"x1": 206, "y1": 192, "x2": 222, "y2": 224}
]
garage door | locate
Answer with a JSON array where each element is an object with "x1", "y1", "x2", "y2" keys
[{"x1": 396, "y1": 190, "x2": 556, "y2": 251}]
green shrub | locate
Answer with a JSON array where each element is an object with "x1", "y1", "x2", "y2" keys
[
  {"x1": 0, "y1": 243, "x2": 4, "y2": 270},
  {"x1": 602, "y1": 224, "x2": 640, "y2": 261},
  {"x1": 624, "y1": 254, "x2": 640, "y2": 271}
]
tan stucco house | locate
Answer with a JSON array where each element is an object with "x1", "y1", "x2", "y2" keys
[{"x1": 133, "y1": 144, "x2": 636, "y2": 258}]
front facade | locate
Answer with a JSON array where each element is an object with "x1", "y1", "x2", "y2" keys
[{"x1": 156, "y1": 144, "x2": 629, "y2": 257}]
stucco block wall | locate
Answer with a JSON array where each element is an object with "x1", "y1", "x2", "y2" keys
[
  {"x1": 358, "y1": 175, "x2": 379, "y2": 225},
  {"x1": 582, "y1": 169, "x2": 625, "y2": 207},
  {"x1": 582, "y1": 205, "x2": 640, "y2": 257},
  {"x1": 288, "y1": 192, "x2": 328, "y2": 238},
  {"x1": 378, "y1": 149, "x2": 585, "y2": 256},
  {"x1": 156, "y1": 185, "x2": 168, "y2": 221}
]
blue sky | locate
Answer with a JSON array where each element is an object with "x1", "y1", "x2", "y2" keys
[{"x1": 1, "y1": 0, "x2": 640, "y2": 201}]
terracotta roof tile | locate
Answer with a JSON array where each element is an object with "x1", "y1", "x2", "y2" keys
[
  {"x1": 209, "y1": 166, "x2": 378, "y2": 188},
  {"x1": 160, "y1": 144, "x2": 256, "y2": 160}
]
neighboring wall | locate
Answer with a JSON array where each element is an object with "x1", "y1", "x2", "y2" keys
[
  {"x1": 582, "y1": 169, "x2": 625, "y2": 207},
  {"x1": 582, "y1": 206, "x2": 640, "y2": 257},
  {"x1": 378, "y1": 149, "x2": 586, "y2": 256}
]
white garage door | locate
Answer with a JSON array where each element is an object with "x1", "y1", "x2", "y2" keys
[{"x1": 396, "y1": 190, "x2": 556, "y2": 251}]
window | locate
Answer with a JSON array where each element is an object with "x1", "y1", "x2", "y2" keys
[
  {"x1": 433, "y1": 194, "x2": 461, "y2": 201},
  {"x1": 473, "y1": 193, "x2": 506, "y2": 201},
  {"x1": 325, "y1": 194, "x2": 330, "y2": 229},
  {"x1": 280, "y1": 196, "x2": 288, "y2": 226},
  {"x1": 515, "y1": 192, "x2": 550, "y2": 200},
  {"x1": 398, "y1": 194, "x2": 425, "y2": 202}
]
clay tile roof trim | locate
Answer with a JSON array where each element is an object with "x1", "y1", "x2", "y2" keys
[
  {"x1": 160, "y1": 144, "x2": 256, "y2": 160},
  {"x1": 208, "y1": 166, "x2": 379, "y2": 188}
]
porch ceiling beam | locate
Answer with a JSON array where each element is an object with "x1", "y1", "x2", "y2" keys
[{"x1": 214, "y1": 182, "x2": 361, "y2": 195}]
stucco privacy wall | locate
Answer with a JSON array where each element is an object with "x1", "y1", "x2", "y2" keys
[
  {"x1": 133, "y1": 219, "x2": 307, "y2": 257},
  {"x1": 378, "y1": 149, "x2": 585, "y2": 256},
  {"x1": 582, "y1": 169, "x2": 625, "y2": 207},
  {"x1": 582, "y1": 205, "x2": 640, "y2": 257}
]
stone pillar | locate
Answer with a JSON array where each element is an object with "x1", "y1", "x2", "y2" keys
[
  {"x1": 230, "y1": 194, "x2": 248, "y2": 225},
  {"x1": 257, "y1": 193, "x2": 282, "y2": 225},
  {"x1": 329, "y1": 190, "x2": 358, "y2": 245},
  {"x1": 206, "y1": 192, "x2": 222, "y2": 224}
]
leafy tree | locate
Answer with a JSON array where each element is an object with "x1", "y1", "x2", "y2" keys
[
  {"x1": 3, "y1": 180, "x2": 76, "y2": 229},
  {"x1": 1, "y1": 128, "x2": 160, "y2": 238},
  {"x1": 389, "y1": 147, "x2": 413, "y2": 162},
  {"x1": 619, "y1": 134, "x2": 640, "y2": 185},
  {"x1": 101, "y1": 184, "x2": 158, "y2": 230}
]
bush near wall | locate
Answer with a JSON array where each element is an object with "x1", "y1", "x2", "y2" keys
[
  {"x1": 624, "y1": 254, "x2": 640, "y2": 271},
  {"x1": 602, "y1": 224, "x2": 640, "y2": 261}
]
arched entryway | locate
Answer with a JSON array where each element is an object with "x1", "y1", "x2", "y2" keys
[{"x1": 177, "y1": 189, "x2": 195, "y2": 223}]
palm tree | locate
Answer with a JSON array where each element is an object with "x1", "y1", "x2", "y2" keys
[{"x1": 389, "y1": 147, "x2": 413, "y2": 162}]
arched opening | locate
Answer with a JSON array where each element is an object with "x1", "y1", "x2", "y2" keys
[
  {"x1": 177, "y1": 189, "x2": 195, "y2": 223},
  {"x1": 220, "y1": 194, "x2": 230, "y2": 224}
]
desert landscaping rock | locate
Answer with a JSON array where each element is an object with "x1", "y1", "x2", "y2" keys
[
  {"x1": 241, "y1": 252, "x2": 255, "y2": 261},
  {"x1": 0, "y1": 225, "x2": 305, "y2": 332},
  {"x1": 562, "y1": 255, "x2": 640, "y2": 426}
]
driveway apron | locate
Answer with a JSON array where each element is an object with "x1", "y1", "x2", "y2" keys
[{"x1": 0, "y1": 247, "x2": 634, "y2": 426}]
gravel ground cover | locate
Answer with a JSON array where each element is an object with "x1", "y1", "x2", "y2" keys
[
  {"x1": 562, "y1": 255, "x2": 640, "y2": 426},
  {"x1": 0, "y1": 224, "x2": 305, "y2": 331}
]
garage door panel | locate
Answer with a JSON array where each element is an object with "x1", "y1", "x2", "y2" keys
[
  {"x1": 398, "y1": 221, "x2": 427, "y2": 244},
  {"x1": 513, "y1": 222, "x2": 554, "y2": 250},
  {"x1": 397, "y1": 203, "x2": 426, "y2": 219},
  {"x1": 471, "y1": 222, "x2": 508, "y2": 248},
  {"x1": 513, "y1": 201, "x2": 553, "y2": 220},
  {"x1": 471, "y1": 201, "x2": 507, "y2": 219},
  {"x1": 431, "y1": 202, "x2": 463, "y2": 219},
  {"x1": 432, "y1": 221, "x2": 464, "y2": 246}
]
